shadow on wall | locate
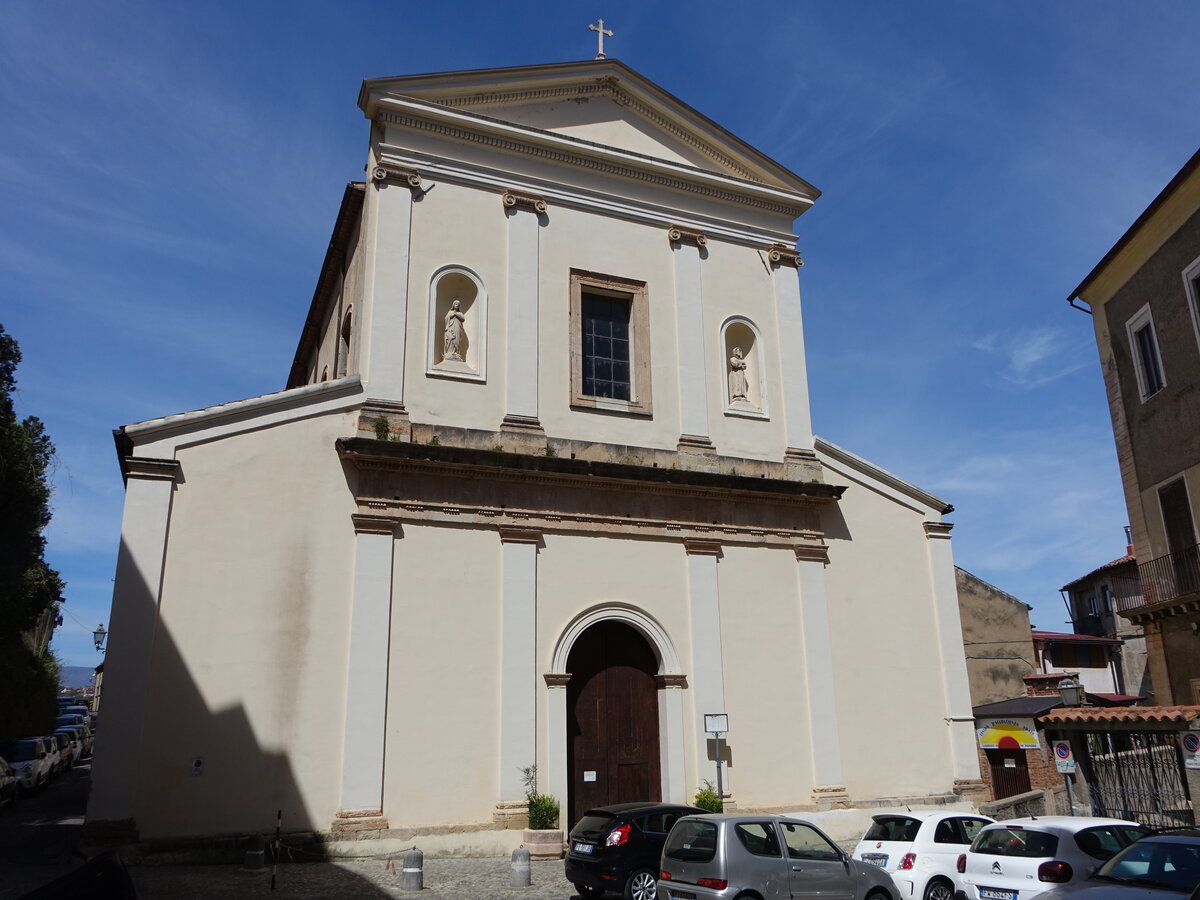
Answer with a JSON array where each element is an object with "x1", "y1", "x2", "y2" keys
[{"x1": 81, "y1": 542, "x2": 388, "y2": 897}]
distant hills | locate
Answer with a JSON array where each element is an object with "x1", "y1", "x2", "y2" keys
[{"x1": 59, "y1": 666, "x2": 97, "y2": 688}]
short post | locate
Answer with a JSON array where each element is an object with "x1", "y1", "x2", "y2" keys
[
  {"x1": 401, "y1": 847, "x2": 424, "y2": 892},
  {"x1": 1053, "y1": 739, "x2": 1078, "y2": 816},
  {"x1": 511, "y1": 847, "x2": 531, "y2": 887},
  {"x1": 704, "y1": 713, "x2": 729, "y2": 811}
]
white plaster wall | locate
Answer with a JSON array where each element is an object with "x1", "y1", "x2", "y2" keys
[
  {"x1": 716, "y1": 544, "x2": 815, "y2": 807},
  {"x1": 821, "y1": 476, "x2": 960, "y2": 799},
  {"x1": 133, "y1": 409, "x2": 359, "y2": 838},
  {"x1": 700, "y1": 239, "x2": 788, "y2": 459},
  {"x1": 403, "y1": 181, "x2": 507, "y2": 429},
  {"x1": 383, "y1": 523, "x2": 502, "y2": 826}
]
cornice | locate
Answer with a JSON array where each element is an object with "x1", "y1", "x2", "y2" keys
[
  {"x1": 352, "y1": 514, "x2": 397, "y2": 536},
  {"x1": 815, "y1": 436, "x2": 953, "y2": 516},
  {"x1": 498, "y1": 526, "x2": 541, "y2": 544},
  {"x1": 358, "y1": 497, "x2": 824, "y2": 551},
  {"x1": 123, "y1": 457, "x2": 181, "y2": 482},
  {"x1": 543, "y1": 673, "x2": 572, "y2": 688},
  {"x1": 923, "y1": 522, "x2": 954, "y2": 540},
  {"x1": 374, "y1": 101, "x2": 811, "y2": 216},
  {"x1": 375, "y1": 144, "x2": 800, "y2": 249},
  {"x1": 655, "y1": 674, "x2": 689, "y2": 689}
]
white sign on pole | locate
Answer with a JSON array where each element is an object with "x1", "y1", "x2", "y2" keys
[
  {"x1": 704, "y1": 714, "x2": 728, "y2": 734},
  {"x1": 1053, "y1": 741, "x2": 1076, "y2": 774}
]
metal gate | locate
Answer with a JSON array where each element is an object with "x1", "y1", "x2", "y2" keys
[{"x1": 1081, "y1": 731, "x2": 1194, "y2": 827}]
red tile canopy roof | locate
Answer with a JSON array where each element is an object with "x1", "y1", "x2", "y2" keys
[
  {"x1": 1031, "y1": 630, "x2": 1123, "y2": 645},
  {"x1": 1039, "y1": 706, "x2": 1200, "y2": 726}
]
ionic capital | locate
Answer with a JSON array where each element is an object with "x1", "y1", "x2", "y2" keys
[
  {"x1": 371, "y1": 164, "x2": 422, "y2": 189},
  {"x1": 766, "y1": 243, "x2": 803, "y2": 268},
  {"x1": 668, "y1": 225, "x2": 707, "y2": 247},
  {"x1": 502, "y1": 190, "x2": 547, "y2": 214}
]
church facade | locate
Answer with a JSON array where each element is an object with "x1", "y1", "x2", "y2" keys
[{"x1": 89, "y1": 60, "x2": 983, "y2": 850}]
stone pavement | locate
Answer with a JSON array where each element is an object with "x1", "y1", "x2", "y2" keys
[{"x1": 128, "y1": 857, "x2": 582, "y2": 899}]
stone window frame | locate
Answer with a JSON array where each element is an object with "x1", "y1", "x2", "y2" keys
[
  {"x1": 1182, "y1": 253, "x2": 1200, "y2": 356},
  {"x1": 1124, "y1": 302, "x2": 1166, "y2": 402},
  {"x1": 569, "y1": 269, "x2": 653, "y2": 416}
]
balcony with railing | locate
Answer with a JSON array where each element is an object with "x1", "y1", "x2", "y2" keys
[{"x1": 1135, "y1": 544, "x2": 1200, "y2": 608}]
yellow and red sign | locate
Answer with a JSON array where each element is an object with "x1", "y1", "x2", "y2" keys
[{"x1": 976, "y1": 717, "x2": 1040, "y2": 750}]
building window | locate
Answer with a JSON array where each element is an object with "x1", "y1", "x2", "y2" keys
[
  {"x1": 1181, "y1": 254, "x2": 1200, "y2": 354},
  {"x1": 337, "y1": 309, "x2": 353, "y2": 378},
  {"x1": 1086, "y1": 594, "x2": 1099, "y2": 617},
  {"x1": 1125, "y1": 303, "x2": 1165, "y2": 400},
  {"x1": 570, "y1": 269, "x2": 652, "y2": 415},
  {"x1": 1100, "y1": 585, "x2": 1112, "y2": 612}
]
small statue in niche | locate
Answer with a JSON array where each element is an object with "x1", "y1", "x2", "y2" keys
[
  {"x1": 442, "y1": 299, "x2": 466, "y2": 362},
  {"x1": 728, "y1": 346, "x2": 749, "y2": 402}
]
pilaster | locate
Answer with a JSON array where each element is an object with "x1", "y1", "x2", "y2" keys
[
  {"x1": 771, "y1": 249, "x2": 815, "y2": 459},
  {"x1": 332, "y1": 514, "x2": 397, "y2": 837},
  {"x1": 671, "y1": 229, "x2": 714, "y2": 451},
  {"x1": 794, "y1": 549, "x2": 846, "y2": 803},
  {"x1": 502, "y1": 191, "x2": 544, "y2": 433},
  {"x1": 496, "y1": 527, "x2": 540, "y2": 826},
  {"x1": 656, "y1": 674, "x2": 689, "y2": 804},
  {"x1": 684, "y1": 539, "x2": 727, "y2": 795},
  {"x1": 86, "y1": 457, "x2": 181, "y2": 835},
  {"x1": 543, "y1": 672, "x2": 570, "y2": 827},
  {"x1": 924, "y1": 521, "x2": 984, "y2": 782},
  {"x1": 361, "y1": 165, "x2": 418, "y2": 405}
]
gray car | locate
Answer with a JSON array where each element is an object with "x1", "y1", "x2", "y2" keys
[{"x1": 660, "y1": 813, "x2": 897, "y2": 900}]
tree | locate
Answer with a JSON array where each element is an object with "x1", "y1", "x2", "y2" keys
[{"x1": 0, "y1": 324, "x2": 64, "y2": 740}]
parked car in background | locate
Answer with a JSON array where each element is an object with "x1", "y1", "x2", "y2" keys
[
  {"x1": 0, "y1": 756, "x2": 18, "y2": 806},
  {"x1": 661, "y1": 813, "x2": 897, "y2": 900},
  {"x1": 0, "y1": 739, "x2": 53, "y2": 792},
  {"x1": 62, "y1": 706, "x2": 91, "y2": 726},
  {"x1": 957, "y1": 818, "x2": 1151, "y2": 900},
  {"x1": 854, "y1": 811, "x2": 994, "y2": 900},
  {"x1": 1033, "y1": 829, "x2": 1200, "y2": 900},
  {"x1": 45, "y1": 733, "x2": 71, "y2": 774},
  {"x1": 55, "y1": 729, "x2": 82, "y2": 766},
  {"x1": 55, "y1": 719, "x2": 91, "y2": 755},
  {"x1": 565, "y1": 802, "x2": 705, "y2": 900}
]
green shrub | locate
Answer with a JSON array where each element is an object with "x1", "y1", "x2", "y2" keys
[
  {"x1": 373, "y1": 417, "x2": 389, "y2": 440},
  {"x1": 694, "y1": 779, "x2": 722, "y2": 813},
  {"x1": 519, "y1": 763, "x2": 560, "y2": 830}
]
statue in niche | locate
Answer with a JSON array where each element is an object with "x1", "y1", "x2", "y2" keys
[
  {"x1": 728, "y1": 346, "x2": 749, "y2": 402},
  {"x1": 442, "y1": 299, "x2": 466, "y2": 362}
]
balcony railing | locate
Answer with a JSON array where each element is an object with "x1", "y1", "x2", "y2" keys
[{"x1": 1136, "y1": 544, "x2": 1200, "y2": 607}]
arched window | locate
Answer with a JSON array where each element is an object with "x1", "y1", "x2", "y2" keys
[
  {"x1": 320, "y1": 366, "x2": 329, "y2": 382},
  {"x1": 720, "y1": 316, "x2": 767, "y2": 417},
  {"x1": 337, "y1": 309, "x2": 353, "y2": 378}
]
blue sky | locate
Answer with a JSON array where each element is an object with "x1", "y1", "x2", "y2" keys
[{"x1": 3, "y1": 1, "x2": 1197, "y2": 667}]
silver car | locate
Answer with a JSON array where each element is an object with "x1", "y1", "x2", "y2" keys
[{"x1": 660, "y1": 813, "x2": 898, "y2": 900}]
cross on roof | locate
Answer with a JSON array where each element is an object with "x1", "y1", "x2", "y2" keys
[{"x1": 588, "y1": 19, "x2": 613, "y2": 59}]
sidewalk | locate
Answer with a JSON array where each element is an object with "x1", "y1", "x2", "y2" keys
[{"x1": 128, "y1": 857, "x2": 580, "y2": 899}]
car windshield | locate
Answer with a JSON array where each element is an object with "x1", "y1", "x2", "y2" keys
[
  {"x1": 664, "y1": 821, "x2": 718, "y2": 862},
  {"x1": 1097, "y1": 839, "x2": 1200, "y2": 891},
  {"x1": 571, "y1": 813, "x2": 617, "y2": 840},
  {"x1": 972, "y1": 827, "x2": 1059, "y2": 857},
  {"x1": 864, "y1": 816, "x2": 921, "y2": 843},
  {"x1": 1, "y1": 742, "x2": 38, "y2": 762}
]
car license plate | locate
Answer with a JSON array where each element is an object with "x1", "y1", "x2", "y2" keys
[
  {"x1": 862, "y1": 853, "x2": 888, "y2": 867},
  {"x1": 572, "y1": 842, "x2": 594, "y2": 854},
  {"x1": 667, "y1": 892, "x2": 695, "y2": 900},
  {"x1": 979, "y1": 889, "x2": 1017, "y2": 900}
]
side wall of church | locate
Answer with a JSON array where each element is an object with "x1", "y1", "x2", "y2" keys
[
  {"x1": 131, "y1": 408, "x2": 359, "y2": 838},
  {"x1": 821, "y1": 473, "x2": 966, "y2": 798}
]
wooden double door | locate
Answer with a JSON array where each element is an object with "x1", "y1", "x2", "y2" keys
[{"x1": 566, "y1": 621, "x2": 661, "y2": 826}]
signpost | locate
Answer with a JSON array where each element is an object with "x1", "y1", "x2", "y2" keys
[
  {"x1": 1054, "y1": 740, "x2": 1077, "y2": 814},
  {"x1": 1183, "y1": 732, "x2": 1200, "y2": 770},
  {"x1": 704, "y1": 714, "x2": 728, "y2": 811}
]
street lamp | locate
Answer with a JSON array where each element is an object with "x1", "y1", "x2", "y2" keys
[
  {"x1": 1057, "y1": 676, "x2": 1083, "y2": 707},
  {"x1": 93, "y1": 623, "x2": 107, "y2": 653}
]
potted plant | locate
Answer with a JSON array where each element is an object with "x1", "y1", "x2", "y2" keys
[{"x1": 519, "y1": 764, "x2": 563, "y2": 860}]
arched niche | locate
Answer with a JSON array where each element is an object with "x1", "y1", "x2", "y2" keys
[
  {"x1": 427, "y1": 265, "x2": 487, "y2": 382},
  {"x1": 721, "y1": 316, "x2": 767, "y2": 417}
]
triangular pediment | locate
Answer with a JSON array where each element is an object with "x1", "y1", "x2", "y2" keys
[{"x1": 359, "y1": 60, "x2": 819, "y2": 199}]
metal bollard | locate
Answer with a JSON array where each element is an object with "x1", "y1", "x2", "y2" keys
[
  {"x1": 243, "y1": 833, "x2": 266, "y2": 870},
  {"x1": 401, "y1": 847, "x2": 424, "y2": 891},
  {"x1": 511, "y1": 847, "x2": 531, "y2": 887}
]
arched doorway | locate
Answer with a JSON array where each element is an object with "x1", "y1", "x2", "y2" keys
[{"x1": 566, "y1": 620, "x2": 661, "y2": 824}]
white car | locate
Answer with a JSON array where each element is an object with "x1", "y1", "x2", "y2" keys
[
  {"x1": 0, "y1": 738, "x2": 54, "y2": 792},
  {"x1": 956, "y1": 817, "x2": 1150, "y2": 900},
  {"x1": 853, "y1": 812, "x2": 994, "y2": 900}
]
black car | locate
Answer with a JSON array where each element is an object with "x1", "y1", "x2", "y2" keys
[{"x1": 565, "y1": 802, "x2": 705, "y2": 900}]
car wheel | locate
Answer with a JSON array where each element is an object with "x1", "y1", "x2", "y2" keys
[
  {"x1": 625, "y1": 867, "x2": 658, "y2": 900},
  {"x1": 866, "y1": 890, "x2": 893, "y2": 900},
  {"x1": 575, "y1": 885, "x2": 604, "y2": 899},
  {"x1": 925, "y1": 879, "x2": 954, "y2": 900}
]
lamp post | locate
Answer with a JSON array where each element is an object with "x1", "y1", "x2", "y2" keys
[
  {"x1": 1056, "y1": 676, "x2": 1082, "y2": 815},
  {"x1": 93, "y1": 623, "x2": 107, "y2": 653}
]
